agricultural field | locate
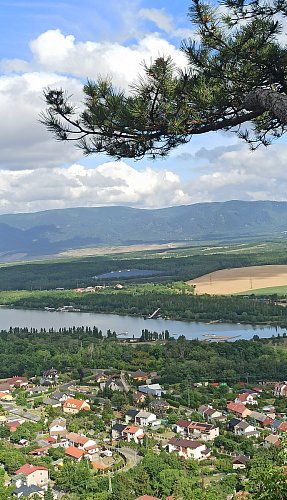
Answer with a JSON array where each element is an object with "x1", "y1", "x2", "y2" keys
[{"x1": 188, "y1": 265, "x2": 287, "y2": 295}]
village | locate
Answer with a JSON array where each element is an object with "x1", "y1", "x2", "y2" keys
[{"x1": 0, "y1": 365, "x2": 287, "y2": 499}]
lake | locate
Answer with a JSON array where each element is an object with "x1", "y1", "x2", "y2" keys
[{"x1": 0, "y1": 307, "x2": 284, "y2": 341}]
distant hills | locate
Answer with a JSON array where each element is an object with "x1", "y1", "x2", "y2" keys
[{"x1": 1, "y1": 200, "x2": 287, "y2": 260}]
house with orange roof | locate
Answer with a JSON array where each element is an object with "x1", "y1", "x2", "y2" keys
[
  {"x1": 135, "y1": 496, "x2": 160, "y2": 500},
  {"x1": 14, "y1": 464, "x2": 49, "y2": 488},
  {"x1": 7, "y1": 420, "x2": 22, "y2": 433},
  {"x1": 226, "y1": 402, "x2": 252, "y2": 418},
  {"x1": 63, "y1": 398, "x2": 90, "y2": 414},
  {"x1": 0, "y1": 391, "x2": 13, "y2": 401},
  {"x1": 66, "y1": 432, "x2": 97, "y2": 450},
  {"x1": 92, "y1": 462, "x2": 109, "y2": 470},
  {"x1": 65, "y1": 446, "x2": 85, "y2": 461},
  {"x1": 122, "y1": 425, "x2": 144, "y2": 444}
]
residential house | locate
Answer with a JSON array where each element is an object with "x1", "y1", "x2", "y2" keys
[
  {"x1": 167, "y1": 437, "x2": 210, "y2": 460},
  {"x1": 14, "y1": 464, "x2": 49, "y2": 488},
  {"x1": 226, "y1": 402, "x2": 252, "y2": 418},
  {"x1": 228, "y1": 418, "x2": 242, "y2": 432},
  {"x1": 274, "y1": 383, "x2": 287, "y2": 397},
  {"x1": 264, "y1": 434, "x2": 281, "y2": 447},
  {"x1": 235, "y1": 393, "x2": 258, "y2": 405},
  {"x1": 122, "y1": 425, "x2": 144, "y2": 444},
  {"x1": 112, "y1": 423, "x2": 127, "y2": 441},
  {"x1": 234, "y1": 421, "x2": 259, "y2": 438},
  {"x1": 66, "y1": 432, "x2": 97, "y2": 450},
  {"x1": 29, "y1": 445, "x2": 51, "y2": 457},
  {"x1": 204, "y1": 407, "x2": 223, "y2": 422},
  {"x1": 133, "y1": 391, "x2": 146, "y2": 405},
  {"x1": 100, "y1": 374, "x2": 130, "y2": 392},
  {"x1": 13, "y1": 484, "x2": 45, "y2": 498},
  {"x1": 175, "y1": 420, "x2": 219, "y2": 441},
  {"x1": 138, "y1": 384, "x2": 165, "y2": 397},
  {"x1": 50, "y1": 391, "x2": 68, "y2": 403},
  {"x1": 63, "y1": 398, "x2": 90, "y2": 414},
  {"x1": 49, "y1": 417, "x2": 67, "y2": 437},
  {"x1": 6, "y1": 376, "x2": 28, "y2": 389},
  {"x1": 28, "y1": 386, "x2": 48, "y2": 395},
  {"x1": 7, "y1": 421, "x2": 22, "y2": 433},
  {"x1": 232, "y1": 455, "x2": 250, "y2": 470},
  {"x1": 128, "y1": 370, "x2": 150, "y2": 382},
  {"x1": 42, "y1": 397, "x2": 61, "y2": 408},
  {"x1": 125, "y1": 409, "x2": 139, "y2": 424},
  {"x1": 249, "y1": 411, "x2": 273, "y2": 427},
  {"x1": 135, "y1": 411, "x2": 159, "y2": 427},
  {"x1": 149, "y1": 398, "x2": 170, "y2": 415},
  {"x1": 135, "y1": 496, "x2": 160, "y2": 500},
  {"x1": 65, "y1": 446, "x2": 85, "y2": 461},
  {"x1": 197, "y1": 405, "x2": 223, "y2": 422},
  {"x1": 0, "y1": 391, "x2": 13, "y2": 401}
]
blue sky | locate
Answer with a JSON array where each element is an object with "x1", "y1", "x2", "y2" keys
[{"x1": 0, "y1": 0, "x2": 286, "y2": 214}]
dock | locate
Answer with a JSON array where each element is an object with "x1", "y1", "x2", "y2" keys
[{"x1": 202, "y1": 333, "x2": 241, "y2": 342}]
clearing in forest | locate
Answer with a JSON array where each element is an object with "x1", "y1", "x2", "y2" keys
[{"x1": 187, "y1": 265, "x2": 287, "y2": 295}]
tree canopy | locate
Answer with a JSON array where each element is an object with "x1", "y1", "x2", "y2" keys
[{"x1": 41, "y1": 0, "x2": 287, "y2": 159}]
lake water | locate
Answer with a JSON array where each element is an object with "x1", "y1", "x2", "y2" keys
[{"x1": 0, "y1": 307, "x2": 284, "y2": 341}]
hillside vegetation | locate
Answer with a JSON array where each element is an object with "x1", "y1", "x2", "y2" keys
[{"x1": 2, "y1": 200, "x2": 287, "y2": 258}]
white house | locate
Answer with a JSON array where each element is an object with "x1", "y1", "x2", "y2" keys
[
  {"x1": 135, "y1": 411, "x2": 160, "y2": 427},
  {"x1": 235, "y1": 393, "x2": 258, "y2": 405},
  {"x1": 175, "y1": 420, "x2": 219, "y2": 441},
  {"x1": 234, "y1": 420, "x2": 259, "y2": 437},
  {"x1": 167, "y1": 438, "x2": 210, "y2": 460},
  {"x1": 49, "y1": 417, "x2": 66, "y2": 437},
  {"x1": 122, "y1": 425, "x2": 144, "y2": 444},
  {"x1": 138, "y1": 384, "x2": 165, "y2": 397}
]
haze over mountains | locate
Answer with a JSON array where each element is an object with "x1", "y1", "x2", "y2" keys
[{"x1": 1, "y1": 200, "x2": 287, "y2": 260}]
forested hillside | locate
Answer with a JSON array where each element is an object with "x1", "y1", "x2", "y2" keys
[{"x1": 2, "y1": 200, "x2": 287, "y2": 258}]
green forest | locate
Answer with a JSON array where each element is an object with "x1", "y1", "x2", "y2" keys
[
  {"x1": 1, "y1": 240, "x2": 287, "y2": 290},
  {"x1": 0, "y1": 326, "x2": 286, "y2": 384},
  {"x1": 1, "y1": 283, "x2": 287, "y2": 326}
]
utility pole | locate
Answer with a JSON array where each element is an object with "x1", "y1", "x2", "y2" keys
[
  {"x1": 187, "y1": 376, "x2": 191, "y2": 407},
  {"x1": 108, "y1": 471, "x2": 112, "y2": 493}
]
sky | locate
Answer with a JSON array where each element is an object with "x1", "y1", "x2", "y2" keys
[{"x1": 0, "y1": 0, "x2": 287, "y2": 214}]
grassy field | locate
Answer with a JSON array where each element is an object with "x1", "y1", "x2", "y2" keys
[
  {"x1": 237, "y1": 285, "x2": 287, "y2": 296},
  {"x1": 188, "y1": 265, "x2": 287, "y2": 295}
]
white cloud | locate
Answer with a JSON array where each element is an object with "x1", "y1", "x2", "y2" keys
[
  {"x1": 0, "y1": 161, "x2": 190, "y2": 214},
  {"x1": 183, "y1": 143, "x2": 287, "y2": 202},
  {"x1": 0, "y1": 28, "x2": 188, "y2": 174},
  {"x1": 0, "y1": 71, "x2": 83, "y2": 169},
  {"x1": 28, "y1": 29, "x2": 187, "y2": 88},
  {"x1": 138, "y1": 8, "x2": 195, "y2": 38}
]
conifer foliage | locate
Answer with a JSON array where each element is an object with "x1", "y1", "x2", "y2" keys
[{"x1": 41, "y1": 0, "x2": 287, "y2": 158}]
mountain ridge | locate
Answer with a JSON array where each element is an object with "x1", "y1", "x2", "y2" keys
[{"x1": 1, "y1": 200, "x2": 287, "y2": 259}]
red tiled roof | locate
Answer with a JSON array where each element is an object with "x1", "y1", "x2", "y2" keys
[
  {"x1": 63, "y1": 398, "x2": 90, "y2": 410},
  {"x1": 176, "y1": 419, "x2": 191, "y2": 428},
  {"x1": 92, "y1": 462, "x2": 108, "y2": 470},
  {"x1": 29, "y1": 445, "x2": 51, "y2": 455},
  {"x1": 135, "y1": 496, "x2": 160, "y2": 500},
  {"x1": 7, "y1": 421, "x2": 21, "y2": 431},
  {"x1": 15, "y1": 464, "x2": 48, "y2": 475},
  {"x1": 123, "y1": 426, "x2": 140, "y2": 434},
  {"x1": 227, "y1": 402, "x2": 250, "y2": 415},
  {"x1": 279, "y1": 422, "x2": 287, "y2": 432},
  {"x1": 66, "y1": 432, "x2": 89, "y2": 445},
  {"x1": 65, "y1": 446, "x2": 85, "y2": 459}
]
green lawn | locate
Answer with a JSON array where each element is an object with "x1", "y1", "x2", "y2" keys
[{"x1": 237, "y1": 285, "x2": 287, "y2": 296}]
